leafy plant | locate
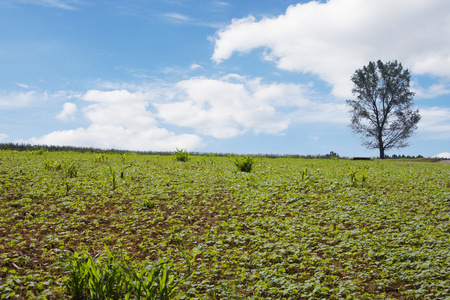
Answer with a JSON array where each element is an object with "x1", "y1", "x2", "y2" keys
[
  {"x1": 141, "y1": 198, "x2": 155, "y2": 210},
  {"x1": 348, "y1": 167, "x2": 358, "y2": 186},
  {"x1": 233, "y1": 154, "x2": 254, "y2": 172},
  {"x1": 109, "y1": 166, "x2": 117, "y2": 190},
  {"x1": 54, "y1": 246, "x2": 196, "y2": 300},
  {"x1": 95, "y1": 153, "x2": 109, "y2": 163},
  {"x1": 44, "y1": 159, "x2": 63, "y2": 171},
  {"x1": 66, "y1": 163, "x2": 78, "y2": 178},
  {"x1": 174, "y1": 148, "x2": 190, "y2": 162},
  {"x1": 301, "y1": 166, "x2": 308, "y2": 181}
]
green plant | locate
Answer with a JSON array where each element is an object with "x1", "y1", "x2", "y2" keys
[
  {"x1": 348, "y1": 167, "x2": 358, "y2": 186},
  {"x1": 44, "y1": 159, "x2": 63, "y2": 171},
  {"x1": 109, "y1": 166, "x2": 117, "y2": 190},
  {"x1": 141, "y1": 199, "x2": 155, "y2": 210},
  {"x1": 301, "y1": 166, "x2": 308, "y2": 181},
  {"x1": 95, "y1": 153, "x2": 109, "y2": 163},
  {"x1": 174, "y1": 148, "x2": 190, "y2": 162},
  {"x1": 54, "y1": 246, "x2": 196, "y2": 300},
  {"x1": 66, "y1": 163, "x2": 78, "y2": 178},
  {"x1": 361, "y1": 165, "x2": 369, "y2": 184},
  {"x1": 35, "y1": 147, "x2": 47, "y2": 155},
  {"x1": 234, "y1": 154, "x2": 254, "y2": 172}
]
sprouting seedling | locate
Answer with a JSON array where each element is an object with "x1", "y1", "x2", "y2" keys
[
  {"x1": 95, "y1": 153, "x2": 108, "y2": 163},
  {"x1": 301, "y1": 166, "x2": 308, "y2": 181},
  {"x1": 349, "y1": 167, "x2": 358, "y2": 186},
  {"x1": 66, "y1": 163, "x2": 78, "y2": 178},
  {"x1": 361, "y1": 165, "x2": 369, "y2": 184},
  {"x1": 109, "y1": 166, "x2": 116, "y2": 190},
  {"x1": 141, "y1": 198, "x2": 155, "y2": 209}
]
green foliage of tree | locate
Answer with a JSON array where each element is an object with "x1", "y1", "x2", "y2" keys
[{"x1": 347, "y1": 60, "x2": 421, "y2": 159}]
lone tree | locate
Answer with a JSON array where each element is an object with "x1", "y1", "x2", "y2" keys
[{"x1": 347, "y1": 60, "x2": 421, "y2": 159}]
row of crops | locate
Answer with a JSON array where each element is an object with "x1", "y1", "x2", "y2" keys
[{"x1": 0, "y1": 150, "x2": 449, "y2": 299}]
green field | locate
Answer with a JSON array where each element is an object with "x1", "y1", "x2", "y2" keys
[{"x1": 1, "y1": 150, "x2": 449, "y2": 299}]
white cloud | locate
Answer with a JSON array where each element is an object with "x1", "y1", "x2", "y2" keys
[
  {"x1": 0, "y1": 133, "x2": 7, "y2": 141},
  {"x1": 15, "y1": 83, "x2": 32, "y2": 89},
  {"x1": 12, "y1": 0, "x2": 81, "y2": 10},
  {"x1": 433, "y1": 152, "x2": 450, "y2": 159},
  {"x1": 190, "y1": 63, "x2": 203, "y2": 70},
  {"x1": 0, "y1": 91, "x2": 48, "y2": 108},
  {"x1": 412, "y1": 83, "x2": 450, "y2": 99},
  {"x1": 82, "y1": 89, "x2": 157, "y2": 129},
  {"x1": 155, "y1": 75, "x2": 313, "y2": 138},
  {"x1": 31, "y1": 89, "x2": 205, "y2": 151},
  {"x1": 163, "y1": 12, "x2": 191, "y2": 23},
  {"x1": 418, "y1": 107, "x2": 450, "y2": 139},
  {"x1": 31, "y1": 124, "x2": 203, "y2": 151},
  {"x1": 212, "y1": 0, "x2": 450, "y2": 98},
  {"x1": 57, "y1": 102, "x2": 77, "y2": 121}
]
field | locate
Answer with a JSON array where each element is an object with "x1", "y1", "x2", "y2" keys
[{"x1": 0, "y1": 150, "x2": 449, "y2": 299}]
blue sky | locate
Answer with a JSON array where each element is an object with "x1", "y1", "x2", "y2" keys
[{"x1": 1, "y1": 0, "x2": 449, "y2": 158}]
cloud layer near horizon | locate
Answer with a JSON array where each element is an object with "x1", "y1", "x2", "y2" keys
[
  {"x1": 29, "y1": 76, "x2": 340, "y2": 151},
  {"x1": 212, "y1": 0, "x2": 450, "y2": 98}
]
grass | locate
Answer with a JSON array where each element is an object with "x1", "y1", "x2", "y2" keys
[{"x1": 0, "y1": 150, "x2": 449, "y2": 299}]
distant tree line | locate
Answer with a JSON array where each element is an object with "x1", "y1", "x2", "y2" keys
[
  {"x1": 1, "y1": 143, "x2": 435, "y2": 160},
  {"x1": 0, "y1": 143, "x2": 345, "y2": 159}
]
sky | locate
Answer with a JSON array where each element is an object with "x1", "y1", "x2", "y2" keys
[{"x1": 0, "y1": 0, "x2": 449, "y2": 158}]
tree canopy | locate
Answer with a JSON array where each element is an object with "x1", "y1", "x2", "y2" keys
[{"x1": 347, "y1": 60, "x2": 421, "y2": 159}]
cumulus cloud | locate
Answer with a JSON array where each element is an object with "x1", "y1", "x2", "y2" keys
[
  {"x1": 31, "y1": 124, "x2": 203, "y2": 151},
  {"x1": 32, "y1": 89, "x2": 205, "y2": 151},
  {"x1": 0, "y1": 91, "x2": 48, "y2": 108},
  {"x1": 212, "y1": 0, "x2": 450, "y2": 98},
  {"x1": 433, "y1": 152, "x2": 450, "y2": 159},
  {"x1": 156, "y1": 75, "x2": 313, "y2": 138},
  {"x1": 57, "y1": 102, "x2": 77, "y2": 121}
]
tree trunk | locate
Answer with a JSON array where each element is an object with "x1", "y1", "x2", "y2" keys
[{"x1": 379, "y1": 146, "x2": 385, "y2": 159}]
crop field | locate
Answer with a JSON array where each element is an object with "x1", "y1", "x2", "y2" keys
[{"x1": 0, "y1": 150, "x2": 449, "y2": 299}]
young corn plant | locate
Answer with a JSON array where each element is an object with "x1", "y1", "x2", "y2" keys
[
  {"x1": 348, "y1": 167, "x2": 359, "y2": 186},
  {"x1": 95, "y1": 153, "x2": 109, "y2": 163},
  {"x1": 109, "y1": 166, "x2": 117, "y2": 190},
  {"x1": 54, "y1": 246, "x2": 197, "y2": 300},
  {"x1": 360, "y1": 165, "x2": 369, "y2": 185},
  {"x1": 141, "y1": 198, "x2": 155, "y2": 210},
  {"x1": 301, "y1": 166, "x2": 308, "y2": 181},
  {"x1": 174, "y1": 148, "x2": 190, "y2": 162},
  {"x1": 44, "y1": 159, "x2": 63, "y2": 171},
  {"x1": 234, "y1": 155, "x2": 254, "y2": 172},
  {"x1": 66, "y1": 163, "x2": 78, "y2": 178}
]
